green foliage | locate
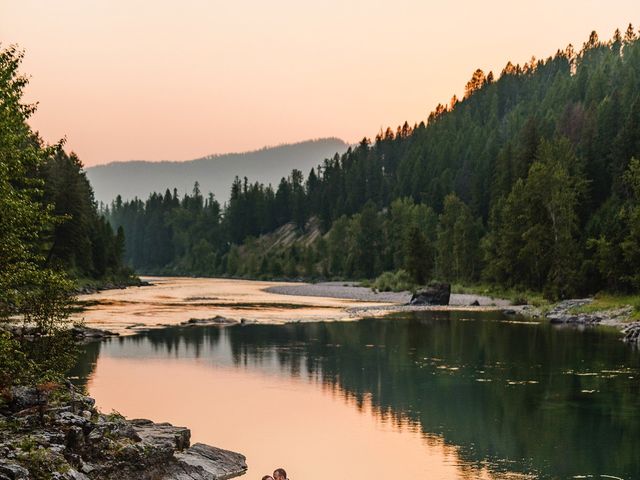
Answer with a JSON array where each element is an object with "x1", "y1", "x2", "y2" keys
[
  {"x1": 436, "y1": 194, "x2": 483, "y2": 283},
  {"x1": 371, "y1": 270, "x2": 415, "y2": 292},
  {"x1": 404, "y1": 226, "x2": 433, "y2": 285},
  {"x1": 484, "y1": 138, "x2": 587, "y2": 298},
  {"x1": 17, "y1": 445, "x2": 69, "y2": 480},
  {"x1": 0, "y1": 44, "x2": 112, "y2": 389}
]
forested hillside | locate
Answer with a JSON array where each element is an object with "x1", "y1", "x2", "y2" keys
[
  {"x1": 86, "y1": 138, "x2": 348, "y2": 205},
  {"x1": 0, "y1": 46, "x2": 132, "y2": 289},
  {"x1": 107, "y1": 26, "x2": 640, "y2": 299}
]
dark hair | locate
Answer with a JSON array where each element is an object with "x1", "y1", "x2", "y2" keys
[
  {"x1": 274, "y1": 468, "x2": 287, "y2": 478},
  {"x1": 262, "y1": 476, "x2": 274, "y2": 480}
]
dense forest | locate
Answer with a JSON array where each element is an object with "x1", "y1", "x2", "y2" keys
[
  {"x1": 1, "y1": 44, "x2": 137, "y2": 388},
  {"x1": 108, "y1": 26, "x2": 640, "y2": 299},
  {"x1": 0, "y1": 45, "x2": 131, "y2": 289}
]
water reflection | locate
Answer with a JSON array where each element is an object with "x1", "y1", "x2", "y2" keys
[{"x1": 72, "y1": 311, "x2": 640, "y2": 479}]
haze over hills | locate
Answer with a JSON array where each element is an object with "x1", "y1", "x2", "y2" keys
[{"x1": 86, "y1": 138, "x2": 349, "y2": 205}]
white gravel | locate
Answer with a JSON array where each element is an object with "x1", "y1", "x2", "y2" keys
[{"x1": 264, "y1": 282, "x2": 512, "y2": 307}]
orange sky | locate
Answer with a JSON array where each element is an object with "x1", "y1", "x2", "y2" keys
[{"x1": 2, "y1": 1, "x2": 638, "y2": 166}]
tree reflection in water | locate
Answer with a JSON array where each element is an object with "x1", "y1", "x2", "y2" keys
[{"x1": 71, "y1": 311, "x2": 640, "y2": 479}]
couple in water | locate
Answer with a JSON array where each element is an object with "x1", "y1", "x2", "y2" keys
[{"x1": 263, "y1": 467, "x2": 289, "y2": 480}]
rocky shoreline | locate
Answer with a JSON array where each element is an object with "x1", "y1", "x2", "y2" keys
[
  {"x1": 75, "y1": 279, "x2": 151, "y2": 296},
  {"x1": 0, "y1": 384, "x2": 247, "y2": 480},
  {"x1": 544, "y1": 298, "x2": 639, "y2": 346}
]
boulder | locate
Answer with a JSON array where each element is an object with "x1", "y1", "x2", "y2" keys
[
  {"x1": 409, "y1": 283, "x2": 451, "y2": 306},
  {"x1": 171, "y1": 443, "x2": 248, "y2": 480},
  {"x1": 7, "y1": 386, "x2": 42, "y2": 411},
  {"x1": 622, "y1": 322, "x2": 640, "y2": 344},
  {"x1": 0, "y1": 462, "x2": 29, "y2": 480}
]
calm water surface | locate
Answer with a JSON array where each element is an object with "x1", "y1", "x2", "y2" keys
[{"x1": 71, "y1": 311, "x2": 640, "y2": 480}]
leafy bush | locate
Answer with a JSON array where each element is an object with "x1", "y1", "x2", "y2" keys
[{"x1": 371, "y1": 270, "x2": 416, "y2": 292}]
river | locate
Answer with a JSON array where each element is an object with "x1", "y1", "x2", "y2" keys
[{"x1": 71, "y1": 279, "x2": 640, "y2": 479}]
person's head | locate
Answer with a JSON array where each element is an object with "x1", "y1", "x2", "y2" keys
[
  {"x1": 262, "y1": 476, "x2": 274, "y2": 480},
  {"x1": 273, "y1": 468, "x2": 287, "y2": 480}
]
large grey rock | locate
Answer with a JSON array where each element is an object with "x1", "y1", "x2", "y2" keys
[
  {"x1": 1, "y1": 386, "x2": 247, "y2": 480},
  {"x1": 622, "y1": 322, "x2": 640, "y2": 344},
  {"x1": 171, "y1": 443, "x2": 248, "y2": 480},
  {"x1": 0, "y1": 462, "x2": 29, "y2": 480},
  {"x1": 7, "y1": 386, "x2": 42, "y2": 411},
  {"x1": 409, "y1": 283, "x2": 451, "y2": 306},
  {"x1": 132, "y1": 419, "x2": 190, "y2": 451}
]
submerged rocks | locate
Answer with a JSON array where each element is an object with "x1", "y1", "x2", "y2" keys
[
  {"x1": 0, "y1": 385, "x2": 247, "y2": 480},
  {"x1": 0, "y1": 324, "x2": 117, "y2": 342},
  {"x1": 70, "y1": 326, "x2": 119, "y2": 340},
  {"x1": 622, "y1": 322, "x2": 640, "y2": 345},
  {"x1": 181, "y1": 316, "x2": 237, "y2": 327},
  {"x1": 409, "y1": 283, "x2": 451, "y2": 306}
]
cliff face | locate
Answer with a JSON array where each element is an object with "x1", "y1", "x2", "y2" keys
[{"x1": 0, "y1": 385, "x2": 247, "y2": 480}]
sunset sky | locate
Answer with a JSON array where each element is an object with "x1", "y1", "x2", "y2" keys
[{"x1": 2, "y1": 1, "x2": 638, "y2": 166}]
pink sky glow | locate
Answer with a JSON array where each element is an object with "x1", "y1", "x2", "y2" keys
[{"x1": 2, "y1": 0, "x2": 638, "y2": 166}]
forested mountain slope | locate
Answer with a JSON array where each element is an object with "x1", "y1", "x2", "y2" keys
[
  {"x1": 108, "y1": 26, "x2": 640, "y2": 299},
  {"x1": 87, "y1": 138, "x2": 348, "y2": 205}
]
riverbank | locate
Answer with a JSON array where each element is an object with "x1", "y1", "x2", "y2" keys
[
  {"x1": 72, "y1": 277, "x2": 517, "y2": 335},
  {"x1": 0, "y1": 383, "x2": 247, "y2": 480},
  {"x1": 72, "y1": 277, "x2": 395, "y2": 334},
  {"x1": 70, "y1": 276, "x2": 640, "y2": 345}
]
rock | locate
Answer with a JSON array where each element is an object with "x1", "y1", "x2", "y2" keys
[
  {"x1": 132, "y1": 419, "x2": 190, "y2": 451},
  {"x1": 67, "y1": 469, "x2": 90, "y2": 480},
  {"x1": 71, "y1": 325, "x2": 119, "y2": 339},
  {"x1": 7, "y1": 386, "x2": 42, "y2": 411},
  {"x1": 409, "y1": 283, "x2": 451, "y2": 306},
  {"x1": 56, "y1": 412, "x2": 92, "y2": 429},
  {"x1": 0, "y1": 385, "x2": 246, "y2": 480},
  {"x1": 66, "y1": 426, "x2": 86, "y2": 451},
  {"x1": 622, "y1": 322, "x2": 640, "y2": 344},
  {"x1": 182, "y1": 317, "x2": 237, "y2": 327},
  {"x1": 0, "y1": 462, "x2": 30, "y2": 480},
  {"x1": 502, "y1": 309, "x2": 516, "y2": 315},
  {"x1": 171, "y1": 443, "x2": 248, "y2": 480},
  {"x1": 469, "y1": 300, "x2": 480, "y2": 306}
]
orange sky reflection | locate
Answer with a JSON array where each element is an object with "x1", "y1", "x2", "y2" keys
[{"x1": 87, "y1": 356, "x2": 532, "y2": 479}]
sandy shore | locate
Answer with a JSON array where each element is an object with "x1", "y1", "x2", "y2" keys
[{"x1": 74, "y1": 277, "x2": 513, "y2": 335}]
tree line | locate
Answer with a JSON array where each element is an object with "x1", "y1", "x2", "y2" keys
[
  {"x1": 107, "y1": 26, "x2": 640, "y2": 299},
  {"x1": 0, "y1": 45, "x2": 131, "y2": 390}
]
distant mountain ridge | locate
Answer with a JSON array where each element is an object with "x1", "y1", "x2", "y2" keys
[{"x1": 86, "y1": 138, "x2": 349, "y2": 205}]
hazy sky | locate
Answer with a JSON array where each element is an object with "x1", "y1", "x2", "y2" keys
[{"x1": 2, "y1": 1, "x2": 638, "y2": 166}]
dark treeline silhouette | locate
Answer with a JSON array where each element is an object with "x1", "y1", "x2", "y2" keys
[
  {"x1": 0, "y1": 45, "x2": 130, "y2": 286},
  {"x1": 42, "y1": 150, "x2": 130, "y2": 282},
  {"x1": 108, "y1": 26, "x2": 640, "y2": 298}
]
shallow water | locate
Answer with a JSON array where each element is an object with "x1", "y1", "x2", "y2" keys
[
  {"x1": 73, "y1": 277, "x2": 390, "y2": 333},
  {"x1": 71, "y1": 307, "x2": 640, "y2": 479}
]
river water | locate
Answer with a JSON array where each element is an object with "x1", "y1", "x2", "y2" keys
[{"x1": 71, "y1": 289, "x2": 640, "y2": 479}]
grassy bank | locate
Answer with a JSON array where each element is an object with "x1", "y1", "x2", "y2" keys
[
  {"x1": 451, "y1": 283, "x2": 551, "y2": 309},
  {"x1": 568, "y1": 293, "x2": 640, "y2": 322}
]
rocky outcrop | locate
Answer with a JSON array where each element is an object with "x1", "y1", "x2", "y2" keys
[
  {"x1": 409, "y1": 283, "x2": 451, "y2": 306},
  {"x1": 622, "y1": 322, "x2": 640, "y2": 345},
  {"x1": 0, "y1": 324, "x2": 118, "y2": 342},
  {"x1": 180, "y1": 317, "x2": 237, "y2": 327},
  {"x1": 0, "y1": 384, "x2": 246, "y2": 480},
  {"x1": 547, "y1": 299, "x2": 632, "y2": 325}
]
